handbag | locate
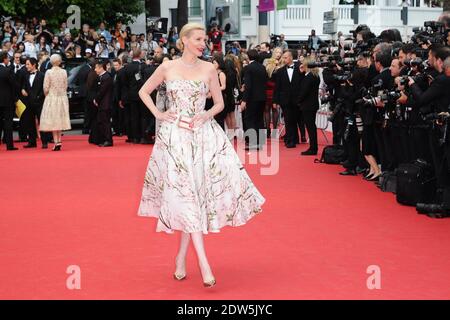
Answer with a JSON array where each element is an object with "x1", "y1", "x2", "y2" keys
[{"x1": 176, "y1": 115, "x2": 194, "y2": 131}]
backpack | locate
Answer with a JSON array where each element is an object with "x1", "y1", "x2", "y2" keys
[
  {"x1": 378, "y1": 171, "x2": 397, "y2": 193},
  {"x1": 314, "y1": 145, "x2": 346, "y2": 165},
  {"x1": 396, "y1": 159, "x2": 436, "y2": 206}
]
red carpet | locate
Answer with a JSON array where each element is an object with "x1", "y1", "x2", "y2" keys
[{"x1": 1, "y1": 134, "x2": 450, "y2": 300}]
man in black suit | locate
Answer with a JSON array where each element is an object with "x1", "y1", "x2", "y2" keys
[
  {"x1": 371, "y1": 50, "x2": 395, "y2": 171},
  {"x1": 240, "y1": 49, "x2": 268, "y2": 150},
  {"x1": 111, "y1": 58, "x2": 126, "y2": 137},
  {"x1": 0, "y1": 51, "x2": 18, "y2": 151},
  {"x1": 75, "y1": 58, "x2": 94, "y2": 134},
  {"x1": 122, "y1": 48, "x2": 153, "y2": 144},
  {"x1": 12, "y1": 52, "x2": 28, "y2": 142},
  {"x1": 408, "y1": 48, "x2": 450, "y2": 215},
  {"x1": 273, "y1": 50, "x2": 306, "y2": 148},
  {"x1": 90, "y1": 61, "x2": 114, "y2": 147},
  {"x1": 259, "y1": 42, "x2": 272, "y2": 64},
  {"x1": 21, "y1": 58, "x2": 51, "y2": 148},
  {"x1": 298, "y1": 61, "x2": 321, "y2": 155}
]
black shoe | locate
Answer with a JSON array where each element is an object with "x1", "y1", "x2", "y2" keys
[
  {"x1": 98, "y1": 141, "x2": 113, "y2": 147},
  {"x1": 42, "y1": 143, "x2": 48, "y2": 149},
  {"x1": 52, "y1": 143, "x2": 62, "y2": 151},
  {"x1": 125, "y1": 139, "x2": 133, "y2": 143},
  {"x1": 341, "y1": 160, "x2": 351, "y2": 167},
  {"x1": 23, "y1": 143, "x2": 37, "y2": 148},
  {"x1": 82, "y1": 129, "x2": 90, "y2": 134},
  {"x1": 286, "y1": 143, "x2": 296, "y2": 148},
  {"x1": 339, "y1": 169, "x2": 357, "y2": 176},
  {"x1": 301, "y1": 149, "x2": 318, "y2": 156},
  {"x1": 7, "y1": 146, "x2": 18, "y2": 151}
]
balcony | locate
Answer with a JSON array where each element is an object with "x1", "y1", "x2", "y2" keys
[
  {"x1": 276, "y1": 0, "x2": 443, "y2": 39},
  {"x1": 283, "y1": 5, "x2": 311, "y2": 27}
]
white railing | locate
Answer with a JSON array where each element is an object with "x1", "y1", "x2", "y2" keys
[
  {"x1": 358, "y1": 5, "x2": 403, "y2": 27},
  {"x1": 284, "y1": 5, "x2": 311, "y2": 24},
  {"x1": 408, "y1": 7, "x2": 443, "y2": 27},
  {"x1": 332, "y1": 5, "x2": 353, "y2": 22}
]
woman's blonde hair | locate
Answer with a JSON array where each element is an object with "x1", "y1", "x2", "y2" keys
[
  {"x1": 302, "y1": 56, "x2": 320, "y2": 77},
  {"x1": 176, "y1": 22, "x2": 206, "y2": 51},
  {"x1": 265, "y1": 48, "x2": 284, "y2": 78}
]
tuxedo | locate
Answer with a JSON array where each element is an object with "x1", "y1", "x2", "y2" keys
[
  {"x1": 0, "y1": 64, "x2": 17, "y2": 149},
  {"x1": 89, "y1": 72, "x2": 113, "y2": 146},
  {"x1": 21, "y1": 70, "x2": 52, "y2": 145},
  {"x1": 242, "y1": 60, "x2": 268, "y2": 147},
  {"x1": 273, "y1": 64, "x2": 306, "y2": 146},
  {"x1": 12, "y1": 64, "x2": 28, "y2": 141},
  {"x1": 111, "y1": 67, "x2": 126, "y2": 135},
  {"x1": 298, "y1": 72, "x2": 321, "y2": 152}
]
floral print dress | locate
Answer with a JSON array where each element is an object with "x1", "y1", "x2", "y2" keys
[{"x1": 138, "y1": 80, "x2": 265, "y2": 234}]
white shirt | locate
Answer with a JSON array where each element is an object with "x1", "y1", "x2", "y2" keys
[
  {"x1": 29, "y1": 72, "x2": 37, "y2": 87},
  {"x1": 13, "y1": 63, "x2": 22, "y2": 74},
  {"x1": 287, "y1": 64, "x2": 294, "y2": 82},
  {"x1": 95, "y1": 43, "x2": 110, "y2": 58},
  {"x1": 24, "y1": 42, "x2": 38, "y2": 59}
]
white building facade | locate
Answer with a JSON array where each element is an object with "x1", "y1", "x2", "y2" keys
[{"x1": 158, "y1": 0, "x2": 443, "y2": 45}]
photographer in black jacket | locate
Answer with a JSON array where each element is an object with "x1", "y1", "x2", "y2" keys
[
  {"x1": 339, "y1": 67, "x2": 369, "y2": 175},
  {"x1": 406, "y1": 46, "x2": 450, "y2": 216}
]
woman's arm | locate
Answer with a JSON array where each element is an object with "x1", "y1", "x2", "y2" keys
[
  {"x1": 218, "y1": 71, "x2": 226, "y2": 91},
  {"x1": 138, "y1": 62, "x2": 176, "y2": 122},
  {"x1": 191, "y1": 64, "x2": 224, "y2": 129},
  {"x1": 43, "y1": 72, "x2": 50, "y2": 96}
]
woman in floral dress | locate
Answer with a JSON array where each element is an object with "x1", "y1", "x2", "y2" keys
[{"x1": 138, "y1": 23, "x2": 265, "y2": 288}]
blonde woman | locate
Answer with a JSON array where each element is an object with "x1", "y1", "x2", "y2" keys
[
  {"x1": 138, "y1": 23, "x2": 265, "y2": 288},
  {"x1": 298, "y1": 56, "x2": 321, "y2": 155},
  {"x1": 265, "y1": 47, "x2": 283, "y2": 137},
  {"x1": 40, "y1": 54, "x2": 71, "y2": 151}
]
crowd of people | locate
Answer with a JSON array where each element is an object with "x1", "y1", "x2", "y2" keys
[{"x1": 2, "y1": 14, "x2": 450, "y2": 217}]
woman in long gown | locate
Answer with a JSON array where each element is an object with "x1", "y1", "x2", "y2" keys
[
  {"x1": 138, "y1": 23, "x2": 265, "y2": 288},
  {"x1": 40, "y1": 54, "x2": 71, "y2": 151}
]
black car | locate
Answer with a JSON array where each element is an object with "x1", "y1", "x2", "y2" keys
[{"x1": 63, "y1": 58, "x2": 87, "y2": 120}]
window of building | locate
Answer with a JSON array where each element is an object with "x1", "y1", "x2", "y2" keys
[
  {"x1": 189, "y1": 0, "x2": 201, "y2": 17},
  {"x1": 242, "y1": 0, "x2": 251, "y2": 16}
]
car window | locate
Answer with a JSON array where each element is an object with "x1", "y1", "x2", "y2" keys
[{"x1": 66, "y1": 64, "x2": 83, "y2": 86}]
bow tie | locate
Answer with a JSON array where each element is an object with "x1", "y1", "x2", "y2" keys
[
  {"x1": 287, "y1": 65, "x2": 294, "y2": 69},
  {"x1": 30, "y1": 72, "x2": 37, "y2": 75}
]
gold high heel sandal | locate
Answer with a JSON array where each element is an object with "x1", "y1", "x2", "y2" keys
[
  {"x1": 203, "y1": 278, "x2": 216, "y2": 288},
  {"x1": 173, "y1": 273, "x2": 187, "y2": 281}
]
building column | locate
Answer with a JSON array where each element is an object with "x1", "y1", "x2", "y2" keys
[{"x1": 258, "y1": 10, "x2": 270, "y2": 44}]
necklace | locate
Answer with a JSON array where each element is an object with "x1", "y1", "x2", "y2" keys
[{"x1": 180, "y1": 57, "x2": 199, "y2": 68}]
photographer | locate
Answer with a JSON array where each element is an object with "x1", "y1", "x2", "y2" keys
[
  {"x1": 339, "y1": 67, "x2": 369, "y2": 176},
  {"x1": 406, "y1": 46, "x2": 450, "y2": 215},
  {"x1": 398, "y1": 43, "x2": 416, "y2": 76},
  {"x1": 95, "y1": 36, "x2": 112, "y2": 58},
  {"x1": 75, "y1": 24, "x2": 95, "y2": 54}
]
